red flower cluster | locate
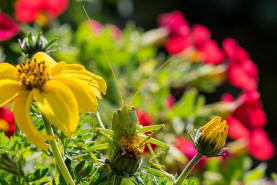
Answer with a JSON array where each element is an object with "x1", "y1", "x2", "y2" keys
[
  {"x1": 222, "y1": 91, "x2": 274, "y2": 161},
  {"x1": 223, "y1": 38, "x2": 258, "y2": 91},
  {"x1": 158, "y1": 11, "x2": 224, "y2": 65},
  {"x1": 176, "y1": 137, "x2": 207, "y2": 170},
  {"x1": 159, "y1": 10, "x2": 274, "y2": 161},
  {"x1": 0, "y1": 107, "x2": 16, "y2": 137},
  {"x1": 0, "y1": 13, "x2": 19, "y2": 41},
  {"x1": 15, "y1": 0, "x2": 69, "y2": 23}
]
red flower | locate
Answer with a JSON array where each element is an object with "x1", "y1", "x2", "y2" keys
[
  {"x1": 136, "y1": 109, "x2": 152, "y2": 127},
  {"x1": 191, "y1": 24, "x2": 210, "y2": 48},
  {"x1": 248, "y1": 129, "x2": 275, "y2": 161},
  {"x1": 198, "y1": 40, "x2": 224, "y2": 65},
  {"x1": 221, "y1": 93, "x2": 235, "y2": 102},
  {"x1": 163, "y1": 16, "x2": 224, "y2": 65},
  {"x1": 176, "y1": 137, "x2": 207, "y2": 169},
  {"x1": 226, "y1": 116, "x2": 250, "y2": 140},
  {"x1": 234, "y1": 91, "x2": 266, "y2": 129},
  {"x1": 223, "y1": 38, "x2": 258, "y2": 90},
  {"x1": 158, "y1": 11, "x2": 190, "y2": 38},
  {"x1": 165, "y1": 35, "x2": 191, "y2": 54},
  {"x1": 0, "y1": 13, "x2": 19, "y2": 41},
  {"x1": 166, "y1": 94, "x2": 176, "y2": 110},
  {"x1": 15, "y1": 0, "x2": 68, "y2": 23},
  {"x1": 0, "y1": 107, "x2": 16, "y2": 137},
  {"x1": 222, "y1": 92, "x2": 274, "y2": 160}
]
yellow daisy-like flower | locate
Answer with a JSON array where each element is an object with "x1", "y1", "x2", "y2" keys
[
  {"x1": 194, "y1": 116, "x2": 228, "y2": 156},
  {"x1": 0, "y1": 52, "x2": 106, "y2": 149}
]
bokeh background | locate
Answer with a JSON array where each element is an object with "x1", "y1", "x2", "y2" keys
[
  {"x1": 1, "y1": 0, "x2": 276, "y2": 176},
  {"x1": 86, "y1": 0, "x2": 277, "y2": 174}
]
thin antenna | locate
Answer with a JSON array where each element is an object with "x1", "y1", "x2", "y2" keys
[
  {"x1": 82, "y1": 6, "x2": 124, "y2": 106},
  {"x1": 129, "y1": 55, "x2": 176, "y2": 105}
]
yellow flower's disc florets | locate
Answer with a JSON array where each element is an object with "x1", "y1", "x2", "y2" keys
[
  {"x1": 120, "y1": 135, "x2": 145, "y2": 159},
  {"x1": 194, "y1": 116, "x2": 228, "y2": 157},
  {"x1": 16, "y1": 59, "x2": 50, "y2": 90}
]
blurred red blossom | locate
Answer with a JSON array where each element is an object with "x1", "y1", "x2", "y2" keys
[
  {"x1": 165, "y1": 35, "x2": 191, "y2": 54},
  {"x1": 192, "y1": 24, "x2": 210, "y2": 47},
  {"x1": 0, "y1": 13, "x2": 19, "y2": 41},
  {"x1": 234, "y1": 91, "x2": 266, "y2": 129},
  {"x1": 166, "y1": 94, "x2": 176, "y2": 110},
  {"x1": 223, "y1": 38, "x2": 258, "y2": 91},
  {"x1": 249, "y1": 129, "x2": 275, "y2": 161},
  {"x1": 136, "y1": 109, "x2": 152, "y2": 127},
  {"x1": 0, "y1": 107, "x2": 16, "y2": 137},
  {"x1": 160, "y1": 11, "x2": 224, "y2": 65},
  {"x1": 197, "y1": 39, "x2": 224, "y2": 65},
  {"x1": 176, "y1": 137, "x2": 207, "y2": 170},
  {"x1": 223, "y1": 91, "x2": 266, "y2": 132},
  {"x1": 158, "y1": 11, "x2": 190, "y2": 38},
  {"x1": 15, "y1": 0, "x2": 68, "y2": 23},
  {"x1": 222, "y1": 92, "x2": 275, "y2": 160}
]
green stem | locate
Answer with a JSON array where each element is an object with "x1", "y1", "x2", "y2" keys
[
  {"x1": 113, "y1": 175, "x2": 123, "y2": 185},
  {"x1": 174, "y1": 152, "x2": 203, "y2": 185},
  {"x1": 96, "y1": 111, "x2": 105, "y2": 129},
  {"x1": 42, "y1": 116, "x2": 75, "y2": 185}
]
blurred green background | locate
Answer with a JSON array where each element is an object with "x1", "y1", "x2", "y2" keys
[{"x1": 1, "y1": 0, "x2": 276, "y2": 176}]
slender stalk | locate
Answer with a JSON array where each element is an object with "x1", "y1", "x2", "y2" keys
[
  {"x1": 42, "y1": 116, "x2": 75, "y2": 185},
  {"x1": 174, "y1": 152, "x2": 203, "y2": 185},
  {"x1": 113, "y1": 175, "x2": 123, "y2": 185},
  {"x1": 96, "y1": 111, "x2": 105, "y2": 129}
]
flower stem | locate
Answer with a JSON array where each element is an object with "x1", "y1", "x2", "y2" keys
[
  {"x1": 174, "y1": 152, "x2": 203, "y2": 185},
  {"x1": 42, "y1": 116, "x2": 75, "y2": 185},
  {"x1": 113, "y1": 175, "x2": 123, "y2": 185},
  {"x1": 96, "y1": 111, "x2": 105, "y2": 129}
]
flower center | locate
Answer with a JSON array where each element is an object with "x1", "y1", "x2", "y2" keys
[
  {"x1": 120, "y1": 136, "x2": 145, "y2": 159},
  {"x1": 16, "y1": 59, "x2": 50, "y2": 90}
]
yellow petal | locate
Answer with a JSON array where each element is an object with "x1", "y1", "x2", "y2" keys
[
  {"x1": 201, "y1": 116, "x2": 222, "y2": 134},
  {"x1": 51, "y1": 61, "x2": 107, "y2": 96},
  {"x1": 53, "y1": 75, "x2": 98, "y2": 115},
  {"x1": 0, "y1": 63, "x2": 17, "y2": 80},
  {"x1": 32, "y1": 52, "x2": 57, "y2": 69},
  {"x1": 0, "y1": 79, "x2": 22, "y2": 107},
  {"x1": 14, "y1": 91, "x2": 57, "y2": 150},
  {"x1": 33, "y1": 80, "x2": 79, "y2": 138}
]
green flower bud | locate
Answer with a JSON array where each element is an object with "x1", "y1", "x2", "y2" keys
[
  {"x1": 19, "y1": 33, "x2": 57, "y2": 57},
  {"x1": 111, "y1": 147, "x2": 142, "y2": 177}
]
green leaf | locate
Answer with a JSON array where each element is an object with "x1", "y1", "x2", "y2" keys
[
  {"x1": 243, "y1": 163, "x2": 266, "y2": 184},
  {"x1": 59, "y1": 174, "x2": 67, "y2": 185},
  {"x1": 28, "y1": 33, "x2": 33, "y2": 47},
  {"x1": 75, "y1": 161, "x2": 86, "y2": 174},
  {"x1": 36, "y1": 32, "x2": 42, "y2": 46},
  {"x1": 26, "y1": 168, "x2": 49, "y2": 182}
]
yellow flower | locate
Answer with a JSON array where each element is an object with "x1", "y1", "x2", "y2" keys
[
  {"x1": 194, "y1": 116, "x2": 228, "y2": 156},
  {"x1": 0, "y1": 52, "x2": 106, "y2": 149}
]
